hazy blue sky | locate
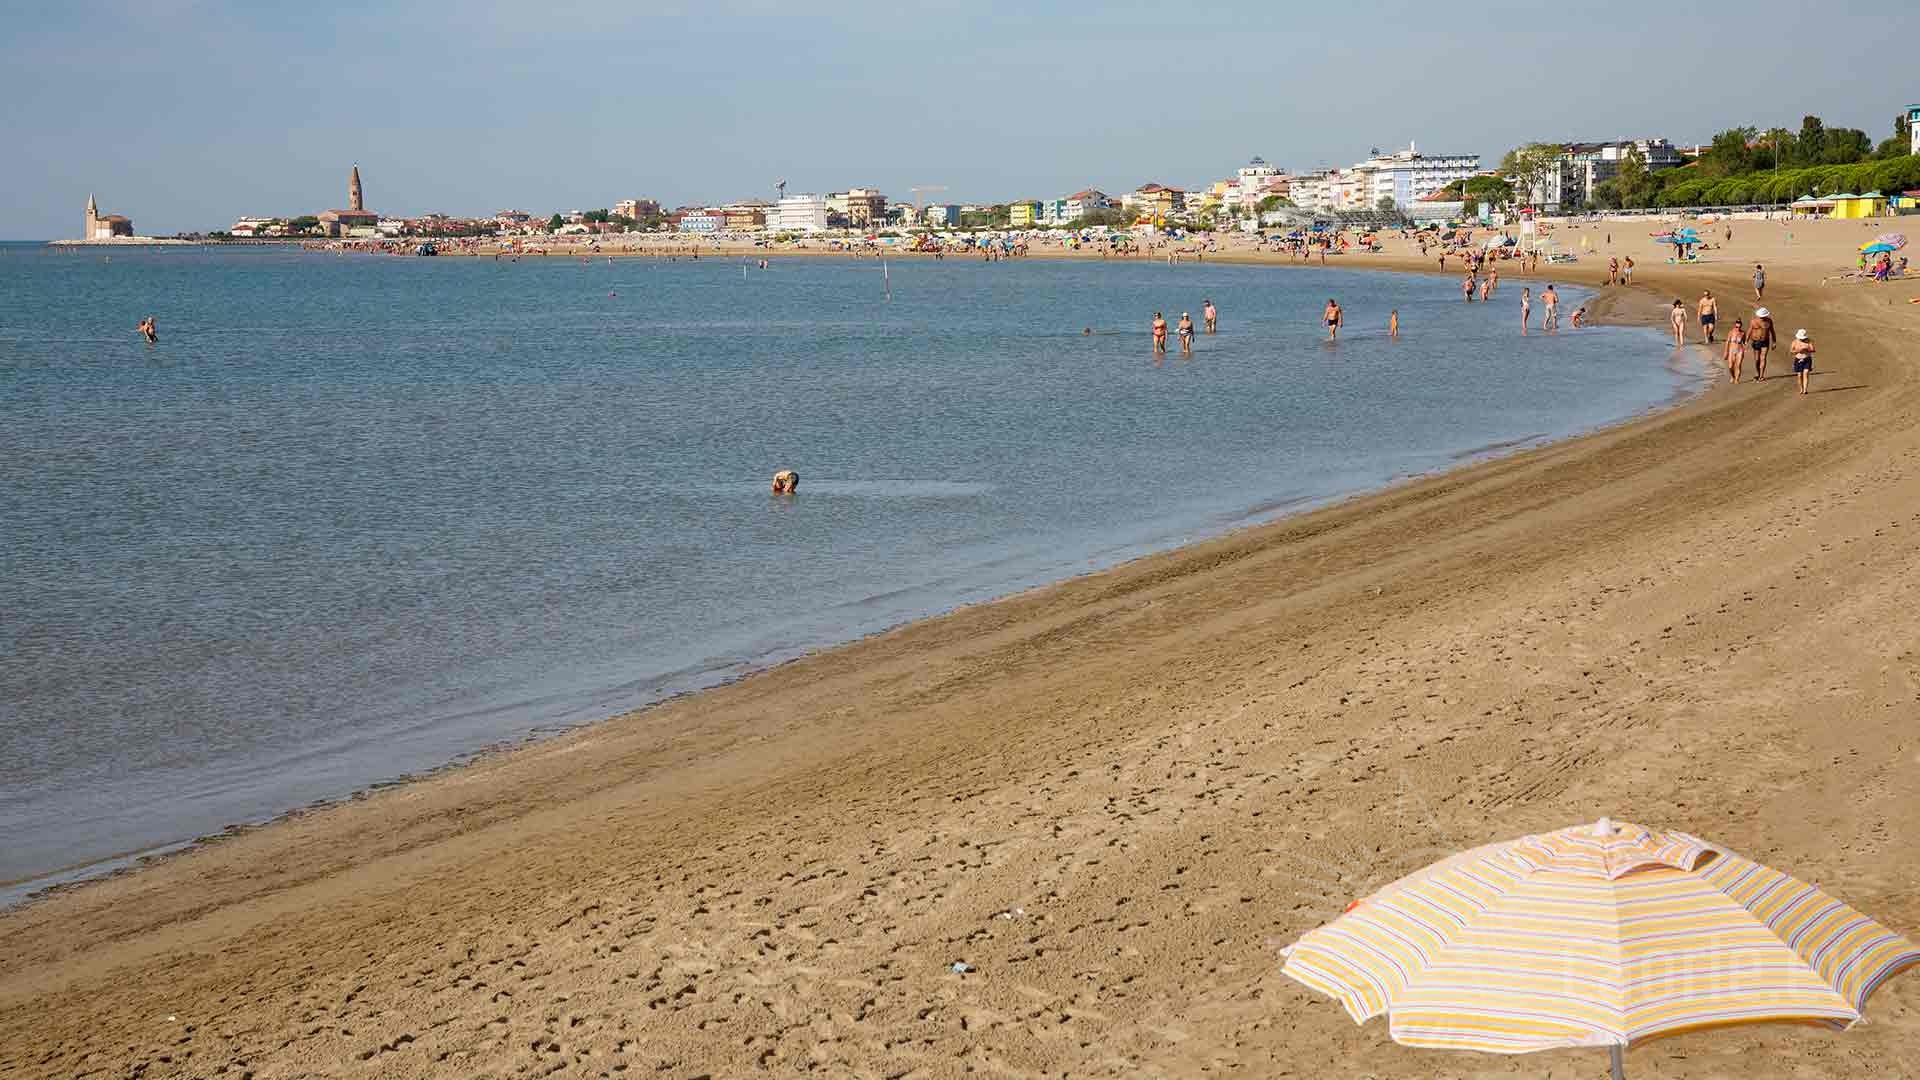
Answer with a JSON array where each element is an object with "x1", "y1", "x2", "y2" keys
[{"x1": 4, "y1": 0, "x2": 1913, "y2": 237}]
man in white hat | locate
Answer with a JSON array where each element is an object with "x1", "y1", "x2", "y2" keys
[
  {"x1": 1747, "y1": 307, "x2": 1776, "y2": 380},
  {"x1": 1790, "y1": 329, "x2": 1816, "y2": 395}
]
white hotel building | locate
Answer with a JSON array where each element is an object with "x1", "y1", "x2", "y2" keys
[
  {"x1": 1357, "y1": 144, "x2": 1481, "y2": 209},
  {"x1": 770, "y1": 194, "x2": 830, "y2": 234}
]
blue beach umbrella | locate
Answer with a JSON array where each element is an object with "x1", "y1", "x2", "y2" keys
[{"x1": 1860, "y1": 242, "x2": 1896, "y2": 255}]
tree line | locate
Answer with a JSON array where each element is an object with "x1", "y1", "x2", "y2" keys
[{"x1": 1497, "y1": 112, "x2": 1915, "y2": 211}]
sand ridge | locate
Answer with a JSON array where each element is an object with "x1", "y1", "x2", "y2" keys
[{"x1": 3, "y1": 219, "x2": 1919, "y2": 1078}]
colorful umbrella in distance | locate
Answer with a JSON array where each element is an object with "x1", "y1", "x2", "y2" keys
[
  {"x1": 1860, "y1": 243, "x2": 1896, "y2": 255},
  {"x1": 1282, "y1": 818, "x2": 1920, "y2": 1079},
  {"x1": 1868, "y1": 233, "x2": 1906, "y2": 250}
]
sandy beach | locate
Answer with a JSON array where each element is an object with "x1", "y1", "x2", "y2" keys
[{"x1": 4, "y1": 219, "x2": 1919, "y2": 1079}]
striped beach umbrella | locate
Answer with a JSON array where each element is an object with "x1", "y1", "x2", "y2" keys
[{"x1": 1282, "y1": 818, "x2": 1920, "y2": 1078}]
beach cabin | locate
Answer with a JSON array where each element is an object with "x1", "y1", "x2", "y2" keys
[
  {"x1": 1891, "y1": 190, "x2": 1920, "y2": 214},
  {"x1": 1830, "y1": 192, "x2": 1887, "y2": 219},
  {"x1": 1789, "y1": 194, "x2": 1835, "y2": 218}
]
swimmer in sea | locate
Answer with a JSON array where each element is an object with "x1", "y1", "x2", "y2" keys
[{"x1": 137, "y1": 316, "x2": 157, "y2": 344}]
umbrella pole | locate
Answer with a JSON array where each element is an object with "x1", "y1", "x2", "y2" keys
[{"x1": 1610, "y1": 1044, "x2": 1626, "y2": 1079}]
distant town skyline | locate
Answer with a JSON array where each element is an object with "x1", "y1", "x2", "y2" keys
[{"x1": 4, "y1": 0, "x2": 1914, "y2": 238}]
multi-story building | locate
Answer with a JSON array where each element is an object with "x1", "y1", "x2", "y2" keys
[
  {"x1": 613, "y1": 198, "x2": 661, "y2": 221},
  {"x1": 1288, "y1": 172, "x2": 1336, "y2": 212},
  {"x1": 1124, "y1": 183, "x2": 1185, "y2": 219},
  {"x1": 922, "y1": 204, "x2": 962, "y2": 227},
  {"x1": 771, "y1": 194, "x2": 830, "y2": 234},
  {"x1": 722, "y1": 202, "x2": 768, "y2": 231},
  {"x1": 1007, "y1": 200, "x2": 1041, "y2": 227},
  {"x1": 677, "y1": 208, "x2": 724, "y2": 233},
  {"x1": 1060, "y1": 189, "x2": 1112, "y2": 223},
  {"x1": 1910, "y1": 105, "x2": 1920, "y2": 155},
  {"x1": 1529, "y1": 139, "x2": 1683, "y2": 209},
  {"x1": 844, "y1": 188, "x2": 887, "y2": 228},
  {"x1": 1350, "y1": 144, "x2": 1482, "y2": 210}
]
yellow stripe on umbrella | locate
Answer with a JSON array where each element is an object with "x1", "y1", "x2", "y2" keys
[{"x1": 1281, "y1": 819, "x2": 1920, "y2": 1077}]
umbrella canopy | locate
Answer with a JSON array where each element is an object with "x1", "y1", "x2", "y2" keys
[
  {"x1": 1860, "y1": 243, "x2": 1896, "y2": 255},
  {"x1": 1283, "y1": 819, "x2": 1920, "y2": 1071},
  {"x1": 1870, "y1": 232, "x2": 1906, "y2": 250}
]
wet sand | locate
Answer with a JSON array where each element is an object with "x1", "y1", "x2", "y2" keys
[{"x1": 5, "y1": 219, "x2": 1920, "y2": 1078}]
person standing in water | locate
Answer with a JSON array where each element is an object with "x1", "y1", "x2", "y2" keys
[
  {"x1": 1389, "y1": 310, "x2": 1400, "y2": 339},
  {"x1": 1177, "y1": 312, "x2": 1195, "y2": 354},
  {"x1": 137, "y1": 316, "x2": 157, "y2": 344},
  {"x1": 1520, "y1": 287, "x2": 1532, "y2": 333},
  {"x1": 1151, "y1": 311, "x2": 1168, "y2": 354},
  {"x1": 1202, "y1": 299, "x2": 1217, "y2": 334},
  {"x1": 1323, "y1": 298, "x2": 1344, "y2": 341},
  {"x1": 1789, "y1": 329, "x2": 1815, "y2": 395},
  {"x1": 1542, "y1": 284, "x2": 1560, "y2": 330},
  {"x1": 1668, "y1": 301, "x2": 1687, "y2": 348}
]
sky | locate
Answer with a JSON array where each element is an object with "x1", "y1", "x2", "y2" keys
[{"x1": 4, "y1": 0, "x2": 1914, "y2": 238}]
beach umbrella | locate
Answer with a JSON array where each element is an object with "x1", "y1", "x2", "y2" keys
[
  {"x1": 1282, "y1": 818, "x2": 1920, "y2": 1079},
  {"x1": 1869, "y1": 233, "x2": 1906, "y2": 250},
  {"x1": 1860, "y1": 243, "x2": 1897, "y2": 255}
]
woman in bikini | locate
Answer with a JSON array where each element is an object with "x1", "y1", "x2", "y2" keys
[{"x1": 1724, "y1": 317, "x2": 1746, "y2": 383}]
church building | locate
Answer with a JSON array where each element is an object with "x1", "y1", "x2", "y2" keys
[
  {"x1": 83, "y1": 194, "x2": 134, "y2": 239},
  {"x1": 318, "y1": 164, "x2": 380, "y2": 237}
]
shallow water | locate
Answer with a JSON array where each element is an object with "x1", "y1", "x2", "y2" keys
[{"x1": 0, "y1": 244, "x2": 1703, "y2": 896}]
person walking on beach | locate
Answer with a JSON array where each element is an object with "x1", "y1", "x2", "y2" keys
[
  {"x1": 1151, "y1": 311, "x2": 1168, "y2": 354},
  {"x1": 1542, "y1": 284, "x2": 1560, "y2": 330},
  {"x1": 1723, "y1": 317, "x2": 1746, "y2": 383},
  {"x1": 1790, "y1": 329, "x2": 1816, "y2": 395},
  {"x1": 1607, "y1": 256, "x2": 1620, "y2": 285},
  {"x1": 1748, "y1": 308, "x2": 1776, "y2": 380},
  {"x1": 1669, "y1": 301, "x2": 1687, "y2": 348},
  {"x1": 1323, "y1": 298, "x2": 1344, "y2": 341},
  {"x1": 1177, "y1": 312, "x2": 1195, "y2": 354},
  {"x1": 1520, "y1": 287, "x2": 1532, "y2": 333},
  {"x1": 1698, "y1": 290, "x2": 1718, "y2": 344},
  {"x1": 1202, "y1": 299, "x2": 1218, "y2": 334},
  {"x1": 1752, "y1": 263, "x2": 1766, "y2": 301}
]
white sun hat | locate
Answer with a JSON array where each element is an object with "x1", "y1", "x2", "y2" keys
[
  {"x1": 1795, "y1": 329, "x2": 1809, "y2": 340},
  {"x1": 1756, "y1": 307, "x2": 1771, "y2": 317}
]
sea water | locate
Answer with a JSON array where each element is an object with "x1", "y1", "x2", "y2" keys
[{"x1": 0, "y1": 244, "x2": 1703, "y2": 898}]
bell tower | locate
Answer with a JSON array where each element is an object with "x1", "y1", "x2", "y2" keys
[
  {"x1": 85, "y1": 193, "x2": 99, "y2": 239},
  {"x1": 349, "y1": 165, "x2": 364, "y2": 212}
]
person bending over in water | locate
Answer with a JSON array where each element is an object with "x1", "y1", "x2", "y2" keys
[
  {"x1": 1571, "y1": 306, "x2": 1588, "y2": 328},
  {"x1": 1323, "y1": 299, "x2": 1343, "y2": 341}
]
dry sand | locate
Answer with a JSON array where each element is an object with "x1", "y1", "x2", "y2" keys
[{"x1": 4, "y1": 219, "x2": 1919, "y2": 1079}]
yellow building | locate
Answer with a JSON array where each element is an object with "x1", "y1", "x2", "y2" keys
[
  {"x1": 1830, "y1": 191, "x2": 1888, "y2": 219},
  {"x1": 1008, "y1": 201, "x2": 1040, "y2": 227}
]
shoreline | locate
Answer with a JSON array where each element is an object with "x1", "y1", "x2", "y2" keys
[
  {"x1": 0, "y1": 270, "x2": 1697, "y2": 909},
  {"x1": 6, "y1": 222, "x2": 1918, "y2": 1077}
]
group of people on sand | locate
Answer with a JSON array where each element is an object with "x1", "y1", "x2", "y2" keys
[
  {"x1": 1150, "y1": 300, "x2": 1219, "y2": 354},
  {"x1": 1684, "y1": 298, "x2": 1816, "y2": 395}
]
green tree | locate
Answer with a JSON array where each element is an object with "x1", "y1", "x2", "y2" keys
[
  {"x1": 1794, "y1": 115, "x2": 1827, "y2": 168},
  {"x1": 1463, "y1": 175, "x2": 1514, "y2": 208},
  {"x1": 1256, "y1": 194, "x2": 1293, "y2": 212},
  {"x1": 1614, "y1": 146, "x2": 1653, "y2": 208},
  {"x1": 547, "y1": 213, "x2": 564, "y2": 231},
  {"x1": 1589, "y1": 178, "x2": 1624, "y2": 211},
  {"x1": 1375, "y1": 195, "x2": 1396, "y2": 212},
  {"x1": 1501, "y1": 143, "x2": 1563, "y2": 209},
  {"x1": 1698, "y1": 127, "x2": 1757, "y2": 178},
  {"x1": 1819, "y1": 127, "x2": 1872, "y2": 165},
  {"x1": 582, "y1": 208, "x2": 611, "y2": 224},
  {"x1": 287, "y1": 214, "x2": 320, "y2": 232}
]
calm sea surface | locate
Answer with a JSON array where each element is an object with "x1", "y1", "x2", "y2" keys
[{"x1": 0, "y1": 244, "x2": 1701, "y2": 897}]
